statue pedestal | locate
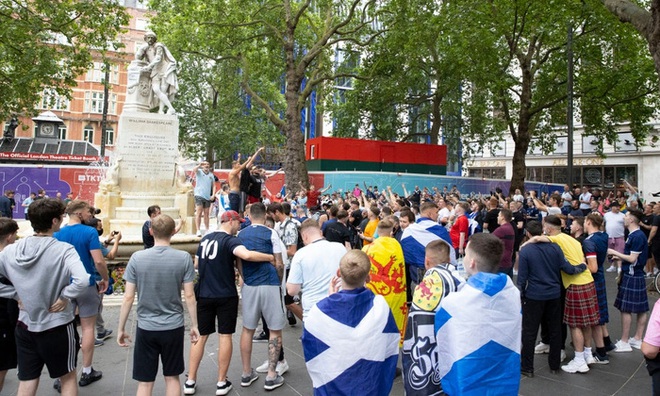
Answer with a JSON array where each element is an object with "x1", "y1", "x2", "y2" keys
[{"x1": 95, "y1": 112, "x2": 197, "y2": 238}]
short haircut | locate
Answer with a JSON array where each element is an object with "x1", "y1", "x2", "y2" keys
[
  {"x1": 28, "y1": 198, "x2": 65, "y2": 233},
  {"x1": 572, "y1": 217, "x2": 584, "y2": 229},
  {"x1": 420, "y1": 201, "x2": 438, "y2": 215},
  {"x1": 457, "y1": 202, "x2": 469, "y2": 213},
  {"x1": 425, "y1": 240, "x2": 450, "y2": 263},
  {"x1": 336, "y1": 209, "x2": 349, "y2": 220},
  {"x1": 300, "y1": 218, "x2": 321, "y2": 235},
  {"x1": 250, "y1": 202, "x2": 267, "y2": 220},
  {"x1": 525, "y1": 220, "x2": 543, "y2": 236},
  {"x1": 0, "y1": 218, "x2": 19, "y2": 239},
  {"x1": 544, "y1": 215, "x2": 562, "y2": 229},
  {"x1": 282, "y1": 202, "x2": 292, "y2": 216},
  {"x1": 339, "y1": 250, "x2": 371, "y2": 288},
  {"x1": 396, "y1": 199, "x2": 406, "y2": 208},
  {"x1": 386, "y1": 215, "x2": 399, "y2": 227},
  {"x1": 399, "y1": 208, "x2": 415, "y2": 223},
  {"x1": 467, "y1": 233, "x2": 503, "y2": 274},
  {"x1": 627, "y1": 209, "x2": 643, "y2": 224},
  {"x1": 499, "y1": 208, "x2": 512, "y2": 222},
  {"x1": 489, "y1": 197, "x2": 499, "y2": 207},
  {"x1": 381, "y1": 206, "x2": 392, "y2": 216},
  {"x1": 150, "y1": 214, "x2": 175, "y2": 239},
  {"x1": 65, "y1": 200, "x2": 89, "y2": 215},
  {"x1": 267, "y1": 202, "x2": 284, "y2": 215},
  {"x1": 147, "y1": 205, "x2": 161, "y2": 217},
  {"x1": 586, "y1": 213, "x2": 603, "y2": 229},
  {"x1": 377, "y1": 219, "x2": 394, "y2": 233},
  {"x1": 329, "y1": 205, "x2": 339, "y2": 217},
  {"x1": 370, "y1": 206, "x2": 381, "y2": 218}
]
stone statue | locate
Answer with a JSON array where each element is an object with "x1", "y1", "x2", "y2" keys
[
  {"x1": 135, "y1": 31, "x2": 179, "y2": 115},
  {"x1": 99, "y1": 156, "x2": 122, "y2": 193},
  {"x1": 174, "y1": 158, "x2": 193, "y2": 194}
]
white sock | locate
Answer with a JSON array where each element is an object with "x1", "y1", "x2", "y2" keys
[
  {"x1": 217, "y1": 381, "x2": 226, "y2": 386},
  {"x1": 82, "y1": 366, "x2": 92, "y2": 374},
  {"x1": 574, "y1": 352, "x2": 586, "y2": 364},
  {"x1": 185, "y1": 379, "x2": 195, "y2": 386},
  {"x1": 583, "y1": 347, "x2": 592, "y2": 359}
]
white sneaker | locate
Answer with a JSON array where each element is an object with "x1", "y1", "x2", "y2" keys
[
  {"x1": 629, "y1": 337, "x2": 642, "y2": 349},
  {"x1": 614, "y1": 340, "x2": 632, "y2": 352},
  {"x1": 534, "y1": 342, "x2": 550, "y2": 354},
  {"x1": 255, "y1": 360, "x2": 288, "y2": 376},
  {"x1": 196, "y1": 230, "x2": 202, "y2": 237},
  {"x1": 584, "y1": 353, "x2": 595, "y2": 365},
  {"x1": 561, "y1": 349, "x2": 567, "y2": 361},
  {"x1": 561, "y1": 357, "x2": 589, "y2": 373},
  {"x1": 606, "y1": 265, "x2": 617, "y2": 272}
]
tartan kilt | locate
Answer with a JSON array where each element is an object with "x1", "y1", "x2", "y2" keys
[
  {"x1": 564, "y1": 282, "x2": 600, "y2": 328},
  {"x1": 593, "y1": 275, "x2": 609, "y2": 324},
  {"x1": 614, "y1": 274, "x2": 649, "y2": 313}
]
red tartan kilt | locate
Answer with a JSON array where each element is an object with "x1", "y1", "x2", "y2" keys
[{"x1": 563, "y1": 282, "x2": 600, "y2": 328}]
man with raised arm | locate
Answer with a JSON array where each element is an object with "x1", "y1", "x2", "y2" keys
[{"x1": 227, "y1": 147, "x2": 263, "y2": 214}]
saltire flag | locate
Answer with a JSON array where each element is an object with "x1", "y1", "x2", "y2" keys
[
  {"x1": 402, "y1": 265, "x2": 464, "y2": 396},
  {"x1": 401, "y1": 218, "x2": 456, "y2": 284},
  {"x1": 302, "y1": 287, "x2": 399, "y2": 396},
  {"x1": 364, "y1": 236, "x2": 408, "y2": 347},
  {"x1": 435, "y1": 272, "x2": 521, "y2": 396}
]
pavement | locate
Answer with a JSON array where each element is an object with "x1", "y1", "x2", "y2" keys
[{"x1": 0, "y1": 271, "x2": 656, "y2": 395}]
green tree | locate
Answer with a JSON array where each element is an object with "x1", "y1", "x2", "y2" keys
[
  {"x1": 149, "y1": 0, "x2": 383, "y2": 188},
  {"x1": 458, "y1": 0, "x2": 659, "y2": 192},
  {"x1": 0, "y1": 0, "x2": 128, "y2": 120}
]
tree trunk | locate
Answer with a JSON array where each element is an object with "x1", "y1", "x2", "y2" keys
[
  {"x1": 283, "y1": 72, "x2": 310, "y2": 190},
  {"x1": 510, "y1": 131, "x2": 530, "y2": 194},
  {"x1": 429, "y1": 90, "x2": 441, "y2": 145}
]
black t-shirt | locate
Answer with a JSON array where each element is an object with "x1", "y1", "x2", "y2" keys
[
  {"x1": 142, "y1": 220, "x2": 154, "y2": 249},
  {"x1": 324, "y1": 221, "x2": 351, "y2": 246},
  {"x1": 484, "y1": 208, "x2": 501, "y2": 233},
  {"x1": 350, "y1": 209, "x2": 363, "y2": 228},
  {"x1": 512, "y1": 210, "x2": 525, "y2": 247},
  {"x1": 642, "y1": 214, "x2": 654, "y2": 237},
  {"x1": 196, "y1": 231, "x2": 243, "y2": 298},
  {"x1": 653, "y1": 215, "x2": 660, "y2": 243}
]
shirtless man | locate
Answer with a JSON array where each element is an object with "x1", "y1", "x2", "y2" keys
[{"x1": 228, "y1": 147, "x2": 263, "y2": 214}]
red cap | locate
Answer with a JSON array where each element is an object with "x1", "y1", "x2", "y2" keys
[{"x1": 220, "y1": 210, "x2": 245, "y2": 223}]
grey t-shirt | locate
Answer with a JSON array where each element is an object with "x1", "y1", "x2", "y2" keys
[{"x1": 123, "y1": 246, "x2": 195, "y2": 331}]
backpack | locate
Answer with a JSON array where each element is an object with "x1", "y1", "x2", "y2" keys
[{"x1": 284, "y1": 219, "x2": 305, "y2": 251}]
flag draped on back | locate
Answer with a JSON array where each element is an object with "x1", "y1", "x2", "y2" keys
[
  {"x1": 302, "y1": 287, "x2": 399, "y2": 396},
  {"x1": 364, "y1": 236, "x2": 407, "y2": 346},
  {"x1": 400, "y1": 218, "x2": 456, "y2": 284},
  {"x1": 435, "y1": 272, "x2": 521, "y2": 396}
]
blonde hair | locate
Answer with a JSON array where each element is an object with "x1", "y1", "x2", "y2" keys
[{"x1": 339, "y1": 250, "x2": 371, "y2": 289}]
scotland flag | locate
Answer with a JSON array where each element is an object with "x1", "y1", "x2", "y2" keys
[
  {"x1": 401, "y1": 218, "x2": 456, "y2": 284},
  {"x1": 435, "y1": 272, "x2": 521, "y2": 396},
  {"x1": 302, "y1": 287, "x2": 400, "y2": 396}
]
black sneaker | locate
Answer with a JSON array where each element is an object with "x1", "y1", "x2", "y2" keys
[
  {"x1": 287, "y1": 310, "x2": 297, "y2": 326},
  {"x1": 96, "y1": 329, "x2": 113, "y2": 341},
  {"x1": 592, "y1": 353, "x2": 610, "y2": 364},
  {"x1": 183, "y1": 380, "x2": 196, "y2": 395},
  {"x1": 264, "y1": 375, "x2": 284, "y2": 391},
  {"x1": 216, "y1": 380, "x2": 233, "y2": 395},
  {"x1": 79, "y1": 368, "x2": 102, "y2": 386},
  {"x1": 253, "y1": 331, "x2": 268, "y2": 343},
  {"x1": 241, "y1": 370, "x2": 259, "y2": 387},
  {"x1": 53, "y1": 378, "x2": 62, "y2": 393}
]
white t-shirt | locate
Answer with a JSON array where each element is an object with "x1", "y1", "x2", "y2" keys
[
  {"x1": 438, "y1": 207, "x2": 451, "y2": 224},
  {"x1": 579, "y1": 192, "x2": 592, "y2": 210},
  {"x1": 603, "y1": 211, "x2": 625, "y2": 238},
  {"x1": 288, "y1": 239, "x2": 347, "y2": 318}
]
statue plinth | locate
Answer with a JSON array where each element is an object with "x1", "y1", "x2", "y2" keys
[{"x1": 123, "y1": 60, "x2": 152, "y2": 113}]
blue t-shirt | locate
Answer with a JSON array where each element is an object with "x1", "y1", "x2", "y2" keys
[
  {"x1": 194, "y1": 169, "x2": 216, "y2": 200},
  {"x1": 583, "y1": 231, "x2": 608, "y2": 281},
  {"x1": 196, "y1": 231, "x2": 243, "y2": 298},
  {"x1": 238, "y1": 224, "x2": 281, "y2": 286},
  {"x1": 54, "y1": 223, "x2": 101, "y2": 285},
  {"x1": 623, "y1": 229, "x2": 648, "y2": 276}
]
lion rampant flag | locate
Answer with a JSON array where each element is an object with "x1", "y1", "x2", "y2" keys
[{"x1": 364, "y1": 236, "x2": 407, "y2": 346}]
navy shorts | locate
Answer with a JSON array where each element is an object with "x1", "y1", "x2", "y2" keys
[{"x1": 133, "y1": 326, "x2": 185, "y2": 382}]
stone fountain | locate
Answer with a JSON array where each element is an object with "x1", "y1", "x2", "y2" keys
[{"x1": 94, "y1": 33, "x2": 198, "y2": 259}]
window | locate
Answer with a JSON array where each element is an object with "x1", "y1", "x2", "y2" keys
[
  {"x1": 58, "y1": 125, "x2": 67, "y2": 140},
  {"x1": 104, "y1": 128, "x2": 114, "y2": 146},
  {"x1": 86, "y1": 63, "x2": 119, "y2": 84},
  {"x1": 38, "y1": 89, "x2": 70, "y2": 111},
  {"x1": 84, "y1": 92, "x2": 117, "y2": 114},
  {"x1": 83, "y1": 126, "x2": 94, "y2": 143},
  {"x1": 615, "y1": 132, "x2": 637, "y2": 152}
]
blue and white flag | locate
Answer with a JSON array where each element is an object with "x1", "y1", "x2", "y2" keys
[
  {"x1": 401, "y1": 218, "x2": 456, "y2": 283},
  {"x1": 435, "y1": 272, "x2": 521, "y2": 396},
  {"x1": 302, "y1": 287, "x2": 399, "y2": 396}
]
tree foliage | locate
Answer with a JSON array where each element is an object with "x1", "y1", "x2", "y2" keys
[
  {"x1": 0, "y1": 0, "x2": 128, "y2": 120},
  {"x1": 148, "y1": 0, "x2": 383, "y2": 187}
]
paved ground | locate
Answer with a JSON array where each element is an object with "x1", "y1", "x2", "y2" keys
[{"x1": 0, "y1": 272, "x2": 656, "y2": 395}]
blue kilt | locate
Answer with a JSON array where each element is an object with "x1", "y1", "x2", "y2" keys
[
  {"x1": 593, "y1": 275, "x2": 609, "y2": 324},
  {"x1": 614, "y1": 274, "x2": 649, "y2": 313}
]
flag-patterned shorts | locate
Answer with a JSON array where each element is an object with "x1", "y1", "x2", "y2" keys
[{"x1": 564, "y1": 282, "x2": 600, "y2": 328}]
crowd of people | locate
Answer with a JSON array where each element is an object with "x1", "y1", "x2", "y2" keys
[{"x1": 2, "y1": 174, "x2": 660, "y2": 395}]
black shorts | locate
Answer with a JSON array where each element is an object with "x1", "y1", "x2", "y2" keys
[
  {"x1": 133, "y1": 326, "x2": 184, "y2": 382},
  {"x1": 0, "y1": 326, "x2": 17, "y2": 371},
  {"x1": 197, "y1": 296, "x2": 239, "y2": 335},
  {"x1": 15, "y1": 321, "x2": 79, "y2": 380}
]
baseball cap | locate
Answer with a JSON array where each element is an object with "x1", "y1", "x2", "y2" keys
[{"x1": 220, "y1": 210, "x2": 245, "y2": 223}]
